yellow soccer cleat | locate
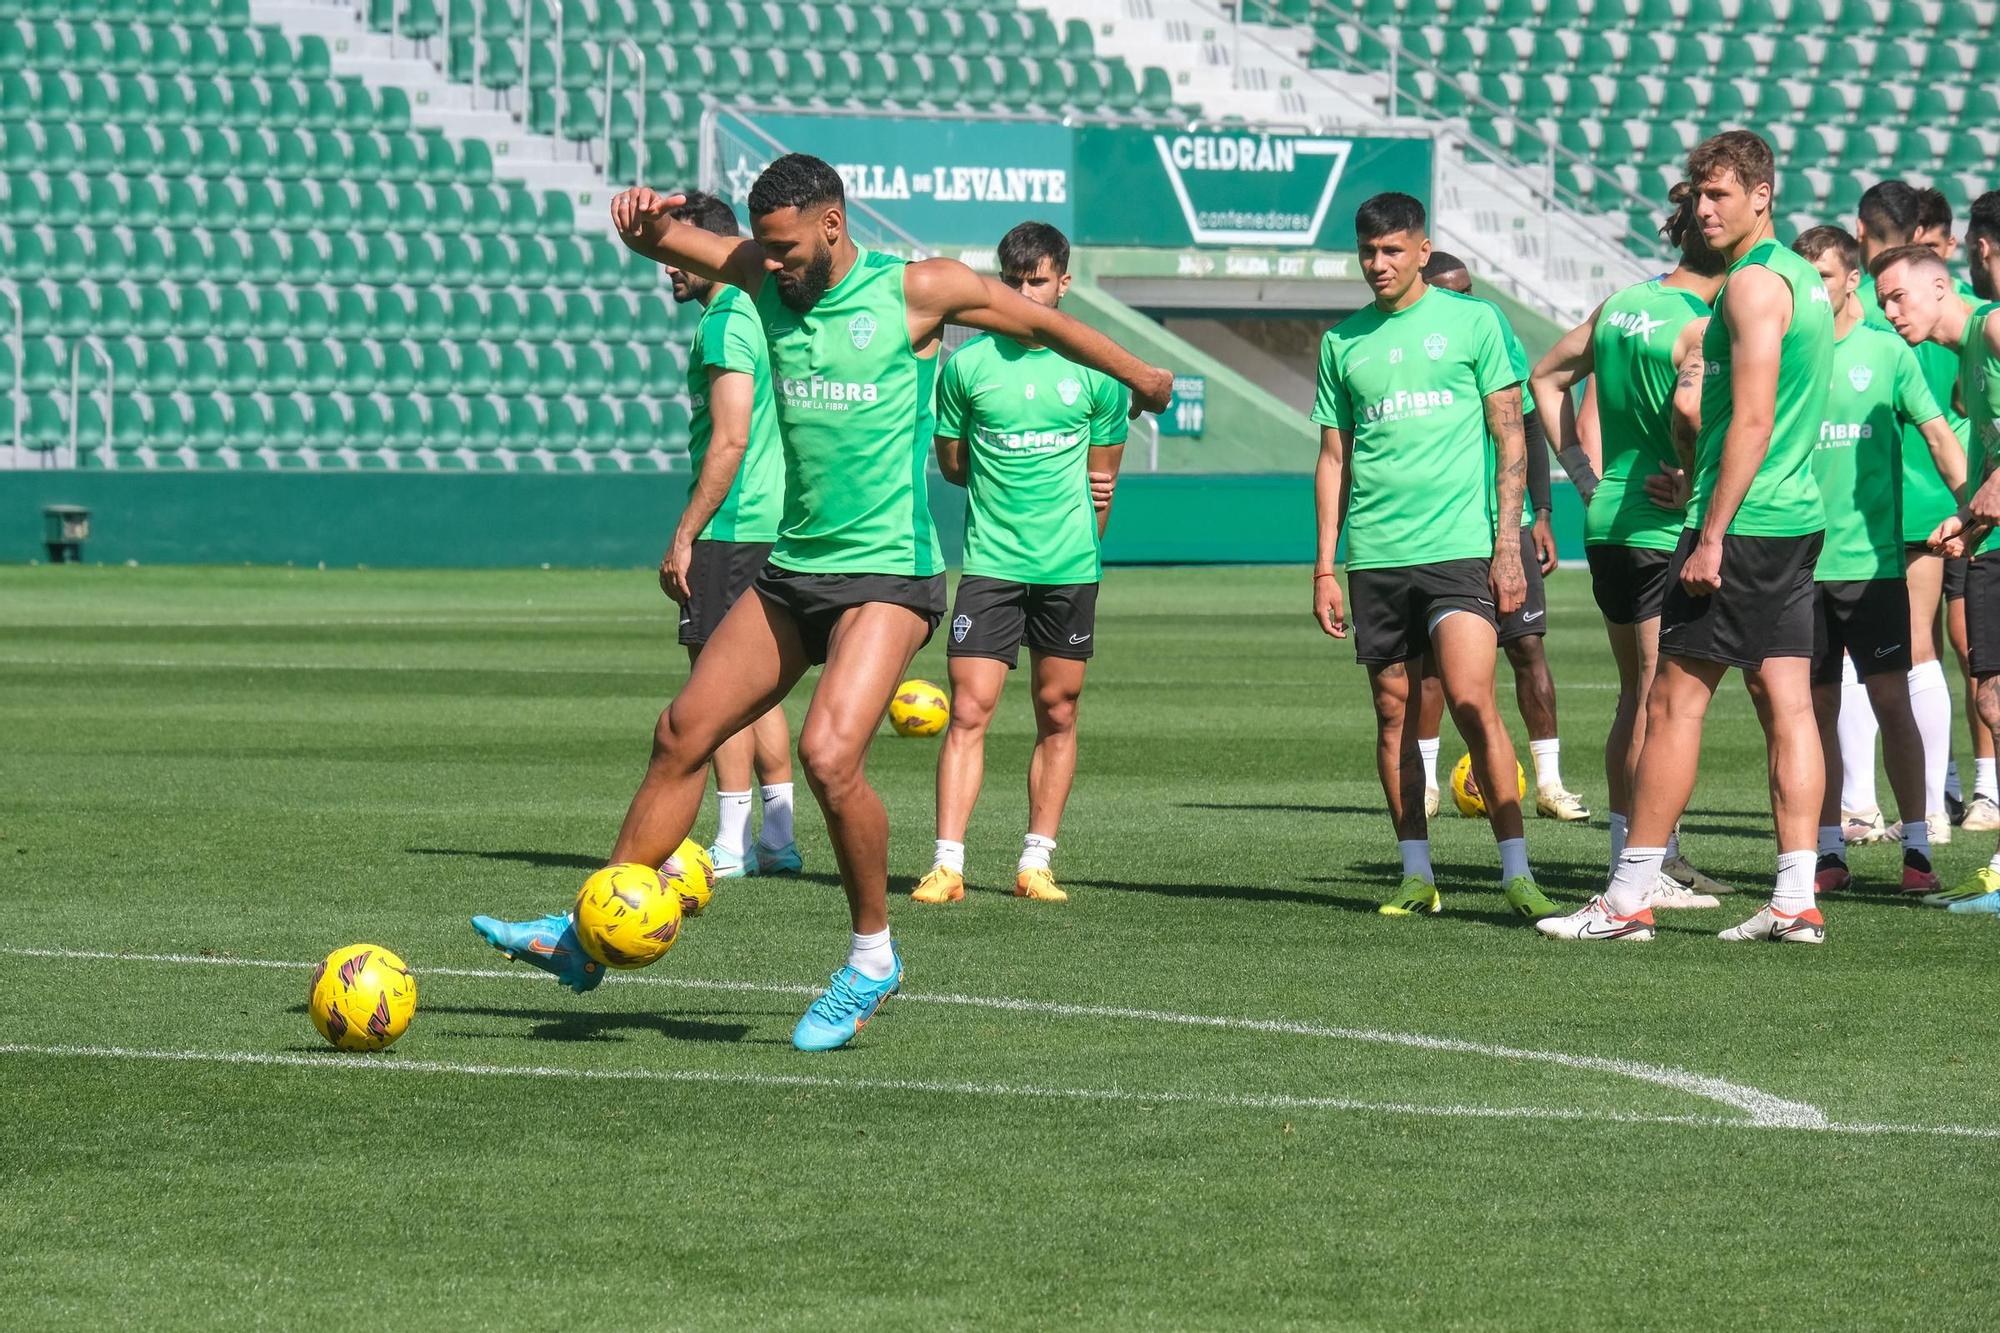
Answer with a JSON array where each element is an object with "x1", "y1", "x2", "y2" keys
[
  {"x1": 910, "y1": 866, "x2": 965, "y2": 904},
  {"x1": 1013, "y1": 868, "x2": 1069, "y2": 902},
  {"x1": 1379, "y1": 876, "x2": 1442, "y2": 916}
]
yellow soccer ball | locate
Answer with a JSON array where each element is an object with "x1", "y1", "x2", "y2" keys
[
  {"x1": 662, "y1": 837, "x2": 713, "y2": 916},
  {"x1": 1450, "y1": 752, "x2": 1528, "y2": 818},
  {"x1": 574, "y1": 862, "x2": 683, "y2": 968},
  {"x1": 889, "y1": 679, "x2": 949, "y2": 737},
  {"x1": 309, "y1": 943, "x2": 417, "y2": 1052}
]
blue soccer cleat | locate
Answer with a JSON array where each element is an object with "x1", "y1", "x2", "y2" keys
[
  {"x1": 707, "y1": 843, "x2": 752, "y2": 881},
  {"x1": 1947, "y1": 889, "x2": 2000, "y2": 915},
  {"x1": 791, "y1": 950, "x2": 902, "y2": 1052},
  {"x1": 471, "y1": 912, "x2": 605, "y2": 994},
  {"x1": 756, "y1": 840, "x2": 804, "y2": 876}
]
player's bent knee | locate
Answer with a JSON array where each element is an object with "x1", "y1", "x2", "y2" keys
[{"x1": 797, "y1": 728, "x2": 866, "y2": 794}]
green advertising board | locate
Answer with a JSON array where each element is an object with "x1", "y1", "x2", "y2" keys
[{"x1": 1157, "y1": 375, "x2": 1207, "y2": 436}]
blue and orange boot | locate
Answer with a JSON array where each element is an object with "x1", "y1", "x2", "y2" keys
[
  {"x1": 792, "y1": 948, "x2": 902, "y2": 1052},
  {"x1": 471, "y1": 912, "x2": 605, "y2": 994}
]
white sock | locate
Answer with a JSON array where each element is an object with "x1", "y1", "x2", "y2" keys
[
  {"x1": 1817, "y1": 825, "x2": 1844, "y2": 858},
  {"x1": 1978, "y1": 757, "x2": 1998, "y2": 802},
  {"x1": 1947, "y1": 757, "x2": 1964, "y2": 802},
  {"x1": 1529, "y1": 738, "x2": 1563, "y2": 790},
  {"x1": 847, "y1": 927, "x2": 896, "y2": 980},
  {"x1": 1606, "y1": 846, "x2": 1665, "y2": 915},
  {"x1": 1665, "y1": 826, "x2": 1681, "y2": 860},
  {"x1": 1418, "y1": 736, "x2": 1441, "y2": 789},
  {"x1": 1497, "y1": 837, "x2": 1531, "y2": 883},
  {"x1": 1609, "y1": 812, "x2": 1630, "y2": 865},
  {"x1": 758, "y1": 782, "x2": 796, "y2": 849},
  {"x1": 1773, "y1": 849, "x2": 1816, "y2": 914},
  {"x1": 1838, "y1": 665, "x2": 1880, "y2": 814},
  {"x1": 933, "y1": 839, "x2": 965, "y2": 874},
  {"x1": 1908, "y1": 660, "x2": 1952, "y2": 818},
  {"x1": 1399, "y1": 839, "x2": 1433, "y2": 882},
  {"x1": 713, "y1": 790, "x2": 753, "y2": 856},
  {"x1": 1903, "y1": 817, "x2": 1931, "y2": 858},
  {"x1": 1018, "y1": 834, "x2": 1056, "y2": 874}
]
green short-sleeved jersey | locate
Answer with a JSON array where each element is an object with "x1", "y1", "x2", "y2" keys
[
  {"x1": 1688, "y1": 239, "x2": 1832, "y2": 537},
  {"x1": 1961, "y1": 304, "x2": 2000, "y2": 557},
  {"x1": 686, "y1": 285, "x2": 784, "y2": 543},
  {"x1": 1587, "y1": 278, "x2": 1713, "y2": 551},
  {"x1": 1311, "y1": 286, "x2": 1520, "y2": 571},
  {"x1": 1812, "y1": 323, "x2": 1941, "y2": 581},
  {"x1": 754, "y1": 248, "x2": 943, "y2": 576},
  {"x1": 935, "y1": 334, "x2": 1130, "y2": 585},
  {"x1": 1899, "y1": 282, "x2": 1978, "y2": 542}
]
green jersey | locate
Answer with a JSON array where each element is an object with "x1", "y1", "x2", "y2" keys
[
  {"x1": 1812, "y1": 323, "x2": 1940, "y2": 582},
  {"x1": 1587, "y1": 278, "x2": 1712, "y2": 551},
  {"x1": 1688, "y1": 238, "x2": 1832, "y2": 537},
  {"x1": 1899, "y1": 281, "x2": 1978, "y2": 543},
  {"x1": 686, "y1": 285, "x2": 783, "y2": 543},
  {"x1": 1961, "y1": 303, "x2": 2000, "y2": 557},
  {"x1": 934, "y1": 334, "x2": 1129, "y2": 585},
  {"x1": 754, "y1": 247, "x2": 943, "y2": 576},
  {"x1": 1311, "y1": 286, "x2": 1520, "y2": 571}
]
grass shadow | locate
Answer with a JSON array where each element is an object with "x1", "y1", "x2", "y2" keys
[
  {"x1": 405, "y1": 846, "x2": 843, "y2": 890},
  {"x1": 1174, "y1": 801, "x2": 1388, "y2": 817},
  {"x1": 289, "y1": 1000, "x2": 762, "y2": 1045}
]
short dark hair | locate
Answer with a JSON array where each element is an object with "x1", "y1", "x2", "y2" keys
[
  {"x1": 1663, "y1": 180, "x2": 1727, "y2": 276},
  {"x1": 1420, "y1": 250, "x2": 1468, "y2": 281},
  {"x1": 1793, "y1": 224, "x2": 1860, "y2": 274},
  {"x1": 997, "y1": 220, "x2": 1069, "y2": 277},
  {"x1": 1686, "y1": 130, "x2": 1775, "y2": 192},
  {"x1": 1968, "y1": 191, "x2": 2000, "y2": 250},
  {"x1": 1354, "y1": 192, "x2": 1427, "y2": 242},
  {"x1": 669, "y1": 189, "x2": 740, "y2": 238},
  {"x1": 747, "y1": 153, "x2": 844, "y2": 217},
  {"x1": 1857, "y1": 180, "x2": 1922, "y2": 243},
  {"x1": 1869, "y1": 243, "x2": 1951, "y2": 281},
  {"x1": 1916, "y1": 187, "x2": 1953, "y2": 236}
]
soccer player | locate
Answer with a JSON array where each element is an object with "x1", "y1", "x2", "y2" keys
[
  {"x1": 1410, "y1": 252, "x2": 1590, "y2": 825},
  {"x1": 1528, "y1": 182, "x2": 1730, "y2": 909},
  {"x1": 1539, "y1": 131, "x2": 1833, "y2": 944},
  {"x1": 653, "y1": 190, "x2": 800, "y2": 881},
  {"x1": 472, "y1": 155, "x2": 1170, "y2": 1048},
  {"x1": 1873, "y1": 241, "x2": 2000, "y2": 913},
  {"x1": 1311, "y1": 192, "x2": 1558, "y2": 922},
  {"x1": 910, "y1": 221, "x2": 1128, "y2": 906},
  {"x1": 1790, "y1": 225, "x2": 1963, "y2": 897}
]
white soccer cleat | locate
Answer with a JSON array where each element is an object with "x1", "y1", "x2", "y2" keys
[
  {"x1": 1841, "y1": 809, "x2": 1890, "y2": 844},
  {"x1": 1423, "y1": 784, "x2": 1440, "y2": 819},
  {"x1": 1960, "y1": 795, "x2": 2000, "y2": 831},
  {"x1": 1662, "y1": 853, "x2": 1734, "y2": 896},
  {"x1": 1535, "y1": 785, "x2": 1591, "y2": 822},
  {"x1": 1535, "y1": 895, "x2": 1656, "y2": 941},
  {"x1": 1927, "y1": 812, "x2": 1953, "y2": 846},
  {"x1": 1652, "y1": 871, "x2": 1719, "y2": 910},
  {"x1": 1718, "y1": 904, "x2": 1826, "y2": 944}
]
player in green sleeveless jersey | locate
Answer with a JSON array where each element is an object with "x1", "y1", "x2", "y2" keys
[
  {"x1": 1529, "y1": 183, "x2": 1729, "y2": 907},
  {"x1": 654, "y1": 192, "x2": 799, "y2": 883},
  {"x1": 910, "y1": 222, "x2": 1129, "y2": 908},
  {"x1": 1541, "y1": 132, "x2": 1834, "y2": 945},
  {"x1": 1875, "y1": 242, "x2": 2000, "y2": 913},
  {"x1": 1790, "y1": 227, "x2": 1963, "y2": 901},
  {"x1": 1409, "y1": 253, "x2": 1591, "y2": 826},
  {"x1": 1311, "y1": 193, "x2": 1558, "y2": 923},
  {"x1": 474, "y1": 155, "x2": 1170, "y2": 1050}
]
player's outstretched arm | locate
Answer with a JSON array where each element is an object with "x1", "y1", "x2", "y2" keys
[
  {"x1": 1312, "y1": 426, "x2": 1350, "y2": 638},
  {"x1": 610, "y1": 187, "x2": 769, "y2": 295},
  {"x1": 1530, "y1": 306, "x2": 1602, "y2": 494},
  {"x1": 662, "y1": 368, "x2": 755, "y2": 602},
  {"x1": 905, "y1": 258, "x2": 1172, "y2": 415},
  {"x1": 1483, "y1": 385, "x2": 1529, "y2": 615}
]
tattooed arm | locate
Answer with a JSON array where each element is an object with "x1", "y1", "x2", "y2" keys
[{"x1": 1484, "y1": 384, "x2": 1528, "y2": 616}]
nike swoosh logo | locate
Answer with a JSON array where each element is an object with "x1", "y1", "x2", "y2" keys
[
  {"x1": 527, "y1": 938, "x2": 561, "y2": 957},
  {"x1": 1522, "y1": 609, "x2": 1545, "y2": 622},
  {"x1": 1069, "y1": 633, "x2": 1092, "y2": 644},
  {"x1": 1875, "y1": 644, "x2": 1903, "y2": 657},
  {"x1": 1578, "y1": 919, "x2": 1647, "y2": 939}
]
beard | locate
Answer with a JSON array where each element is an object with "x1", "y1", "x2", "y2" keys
[
  {"x1": 775, "y1": 244, "x2": 835, "y2": 313},
  {"x1": 669, "y1": 274, "x2": 710, "y2": 305},
  {"x1": 1975, "y1": 260, "x2": 1996, "y2": 302}
]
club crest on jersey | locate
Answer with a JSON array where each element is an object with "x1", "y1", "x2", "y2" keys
[
  {"x1": 951, "y1": 614, "x2": 971, "y2": 644},
  {"x1": 848, "y1": 313, "x2": 876, "y2": 349},
  {"x1": 1423, "y1": 333, "x2": 1447, "y2": 360},
  {"x1": 1058, "y1": 377, "x2": 1082, "y2": 406},
  {"x1": 1848, "y1": 364, "x2": 1873, "y2": 392}
]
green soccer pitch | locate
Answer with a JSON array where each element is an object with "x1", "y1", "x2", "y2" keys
[{"x1": 4, "y1": 564, "x2": 1998, "y2": 1328}]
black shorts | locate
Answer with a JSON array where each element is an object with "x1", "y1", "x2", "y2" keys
[
  {"x1": 1905, "y1": 543, "x2": 1970, "y2": 602},
  {"x1": 1966, "y1": 553, "x2": 2000, "y2": 677},
  {"x1": 753, "y1": 565, "x2": 947, "y2": 666},
  {"x1": 946, "y1": 576, "x2": 1098, "y2": 667},
  {"x1": 1658, "y1": 528, "x2": 1822, "y2": 669},
  {"x1": 677, "y1": 540, "x2": 773, "y2": 646},
  {"x1": 1812, "y1": 578, "x2": 1912, "y2": 685},
  {"x1": 1496, "y1": 527, "x2": 1547, "y2": 645},
  {"x1": 1586, "y1": 543, "x2": 1673, "y2": 626},
  {"x1": 1348, "y1": 558, "x2": 1497, "y2": 666}
]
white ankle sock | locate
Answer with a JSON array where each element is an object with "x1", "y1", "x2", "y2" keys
[
  {"x1": 933, "y1": 839, "x2": 965, "y2": 874},
  {"x1": 1418, "y1": 737, "x2": 1441, "y2": 789},
  {"x1": 758, "y1": 782, "x2": 796, "y2": 849},
  {"x1": 1608, "y1": 812, "x2": 1630, "y2": 865},
  {"x1": 1529, "y1": 738, "x2": 1563, "y2": 790},
  {"x1": 1978, "y1": 758, "x2": 1998, "y2": 802},
  {"x1": 1606, "y1": 847, "x2": 1666, "y2": 915},
  {"x1": 1817, "y1": 825, "x2": 1843, "y2": 857},
  {"x1": 1399, "y1": 839, "x2": 1433, "y2": 882},
  {"x1": 713, "y1": 790, "x2": 753, "y2": 856},
  {"x1": 847, "y1": 927, "x2": 896, "y2": 980},
  {"x1": 1497, "y1": 837, "x2": 1531, "y2": 883},
  {"x1": 1773, "y1": 849, "x2": 1816, "y2": 914},
  {"x1": 1838, "y1": 665, "x2": 1880, "y2": 814},
  {"x1": 1908, "y1": 660, "x2": 1952, "y2": 818},
  {"x1": 1018, "y1": 834, "x2": 1056, "y2": 874}
]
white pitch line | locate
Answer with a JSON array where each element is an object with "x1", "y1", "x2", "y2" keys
[{"x1": 0, "y1": 946, "x2": 1823, "y2": 1128}]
